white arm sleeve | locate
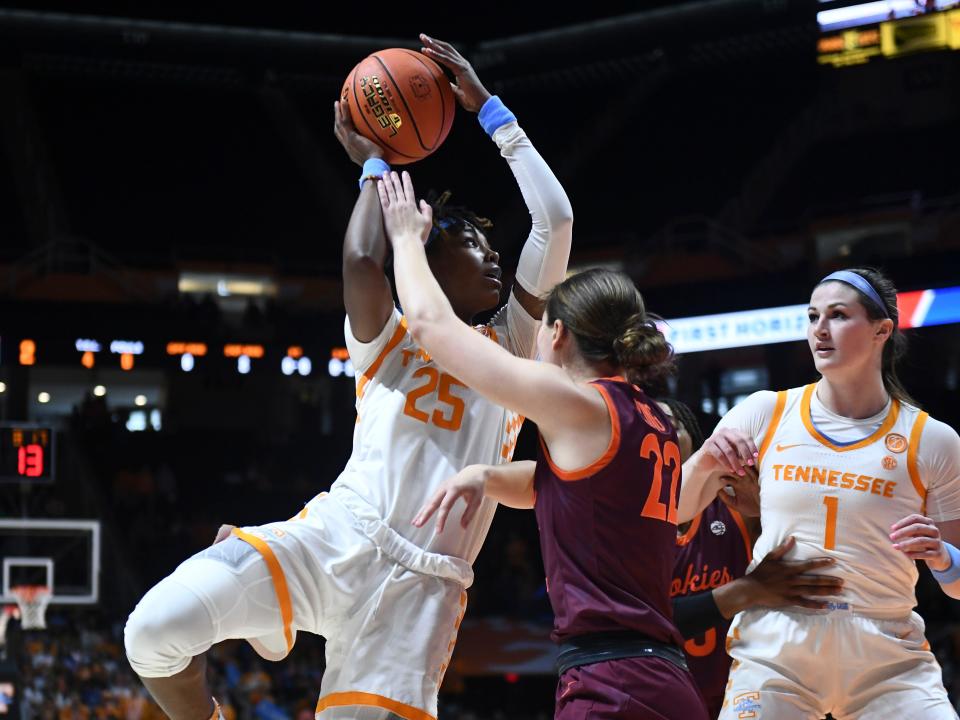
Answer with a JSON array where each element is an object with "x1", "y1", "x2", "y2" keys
[
  {"x1": 493, "y1": 122, "x2": 573, "y2": 298},
  {"x1": 715, "y1": 390, "x2": 780, "y2": 445},
  {"x1": 918, "y1": 417, "x2": 960, "y2": 522}
]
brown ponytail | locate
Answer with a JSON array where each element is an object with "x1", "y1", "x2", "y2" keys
[{"x1": 546, "y1": 269, "x2": 675, "y2": 387}]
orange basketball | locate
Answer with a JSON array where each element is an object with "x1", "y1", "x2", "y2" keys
[{"x1": 340, "y1": 48, "x2": 455, "y2": 165}]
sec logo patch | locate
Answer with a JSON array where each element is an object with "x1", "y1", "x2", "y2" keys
[
  {"x1": 885, "y1": 433, "x2": 907, "y2": 453},
  {"x1": 882, "y1": 455, "x2": 898, "y2": 470},
  {"x1": 710, "y1": 520, "x2": 727, "y2": 536}
]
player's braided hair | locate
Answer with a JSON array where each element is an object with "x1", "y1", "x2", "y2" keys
[
  {"x1": 384, "y1": 189, "x2": 492, "y2": 278},
  {"x1": 660, "y1": 398, "x2": 705, "y2": 453},
  {"x1": 424, "y1": 190, "x2": 493, "y2": 251}
]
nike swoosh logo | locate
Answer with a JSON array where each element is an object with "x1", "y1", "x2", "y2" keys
[{"x1": 775, "y1": 443, "x2": 803, "y2": 452}]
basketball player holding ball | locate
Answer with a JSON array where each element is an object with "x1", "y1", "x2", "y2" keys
[{"x1": 123, "y1": 35, "x2": 573, "y2": 720}]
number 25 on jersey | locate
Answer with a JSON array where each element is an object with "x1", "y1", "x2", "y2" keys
[{"x1": 403, "y1": 367, "x2": 466, "y2": 431}]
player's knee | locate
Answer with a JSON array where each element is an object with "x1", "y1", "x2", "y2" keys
[
  {"x1": 123, "y1": 608, "x2": 164, "y2": 675},
  {"x1": 124, "y1": 578, "x2": 211, "y2": 678}
]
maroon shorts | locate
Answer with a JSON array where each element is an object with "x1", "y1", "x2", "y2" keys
[{"x1": 555, "y1": 656, "x2": 709, "y2": 720}]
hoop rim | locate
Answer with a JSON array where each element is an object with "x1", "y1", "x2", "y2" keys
[
  {"x1": 10, "y1": 585, "x2": 51, "y2": 600},
  {"x1": 10, "y1": 584, "x2": 49, "y2": 630}
]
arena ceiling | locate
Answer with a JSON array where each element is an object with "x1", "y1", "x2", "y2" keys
[{"x1": 0, "y1": 0, "x2": 956, "y2": 304}]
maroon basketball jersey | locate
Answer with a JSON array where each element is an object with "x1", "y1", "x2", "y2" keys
[
  {"x1": 534, "y1": 377, "x2": 684, "y2": 646},
  {"x1": 672, "y1": 498, "x2": 752, "y2": 715}
]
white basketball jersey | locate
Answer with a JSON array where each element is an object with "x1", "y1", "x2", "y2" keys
[
  {"x1": 332, "y1": 298, "x2": 534, "y2": 565},
  {"x1": 749, "y1": 384, "x2": 937, "y2": 616}
]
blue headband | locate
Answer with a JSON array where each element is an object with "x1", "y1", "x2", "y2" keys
[
  {"x1": 427, "y1": 217, "x2": 456, "y2": 244},
  {"x1": 428, "y1": 217, "x2": 465, "y2": 244},
  {"x1": 819, "y1": 271, "x2": 889, "y2": 318}
]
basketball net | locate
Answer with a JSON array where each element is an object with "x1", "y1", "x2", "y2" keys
[{"x1": 11, "y1": 586, "x2": 51, "y2": 630}]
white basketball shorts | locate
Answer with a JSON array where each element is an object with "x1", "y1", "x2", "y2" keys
[
  {"x1": 721, "y1": 607, "x2": 957, "y2": 720},
  {"x1": 127, "y1": 489, "x2": 472, "y2": 720}
]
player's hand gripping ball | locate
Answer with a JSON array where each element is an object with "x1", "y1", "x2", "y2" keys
[{"x1": 340, "y1": 48, "x2": 455, "y2": 164}]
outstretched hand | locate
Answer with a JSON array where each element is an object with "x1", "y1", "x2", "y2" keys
[
  {"x1": 377, "y1": 171, "x2": 433, "y2": 246},
  {"x1": 741, "y1": 537, "x2": 843, "y2": 610},
  {"x1": 420, "y1": 34, "x2": 492, "y2": 112},
  {"x1": 333, "y1": 99, "x2": 383, "y2": 167},
  {"x1": 413, "y1": 465, "x2": 488, "y2": 533}
]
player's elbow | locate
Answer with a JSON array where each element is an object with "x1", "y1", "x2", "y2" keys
[
  {"x1": 342, "y1": 250, "x2": 384, "y2": 276},
  {"x1": 553, "y1": 199, "x2": 574, "y2": 231},
  {"x1": 540, "y1": 200, "x2": 573, "y2": 240}
]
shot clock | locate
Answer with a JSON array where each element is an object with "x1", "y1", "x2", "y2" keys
[{"x1": 0, "y1": 425, "x2": 54, "y2": 483}]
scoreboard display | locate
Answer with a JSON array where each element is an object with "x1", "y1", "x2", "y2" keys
[
  {"x1": 818, "y1": 1, "x2": 960, "y2": 66},
  {"x1": 0, "y1": 425, "x2": 54, "y2": 483}
]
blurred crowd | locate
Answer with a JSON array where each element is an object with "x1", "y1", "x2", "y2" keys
[{"x1": 15, "y1": 620, "x2": 325, "y2": 719}]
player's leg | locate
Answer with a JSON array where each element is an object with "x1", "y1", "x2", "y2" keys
[
  {"x1": 837, "y1": 613, "x2": 958, "y2": 720},
  {"x1": 316, "y1": 564, "x2": 468, "y2": 720},
  {"x1": 140, "y1": 655, "x2": 217, "y2": 720},
  {"x1": 124, "y1": 536, "x2": 285, "y2": 719},
  {"x1": 721, "y1": 609, "x2": 826, "y2": 719}
]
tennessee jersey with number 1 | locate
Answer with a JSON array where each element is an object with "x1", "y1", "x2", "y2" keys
[{"x1": 720, "y1": 383, "x2": 960, "y2": 616}]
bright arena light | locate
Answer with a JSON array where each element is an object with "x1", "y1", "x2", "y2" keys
[
  {"x1": 328, "y1": 358, "x2": 344, "y2": 377},
  {"x1": 134, "y1": 395, "x2": 147, "y2": 407},
  {"x1": 181, "y1": 353, "x2": 195, "y2": 372},
  {"x1": 238, "y1": 355, "x2": 251, "y2": 375},
  {"x1": 94, "y1": 385, "x2": 107, "y2": 397},
  {"x1": 297, "y1": 357, "x2": 312, "y2": 377},
  {"x1": 38, "y1": 392, "x2": 51, "y2": 404},
  {"x1": 281, "y1": 356, "x2": 297, "y2": 376}
]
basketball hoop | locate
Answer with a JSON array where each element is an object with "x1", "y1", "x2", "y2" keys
[{"x1": 11, "y1": 586, "x2": 50, "y2": 630}]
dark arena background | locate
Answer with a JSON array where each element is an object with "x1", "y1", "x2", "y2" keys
[{"x1": 1, "y1": 1, "x2": 959, "y2": 717}]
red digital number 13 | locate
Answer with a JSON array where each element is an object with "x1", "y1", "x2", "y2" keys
[{"x1": 18, "y1": 444, "x2": 44, "y2": 478}]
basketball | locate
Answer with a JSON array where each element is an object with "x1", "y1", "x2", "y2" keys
[{"x1": 340, "y1": 48, "x2": 455, "y2": 165}]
